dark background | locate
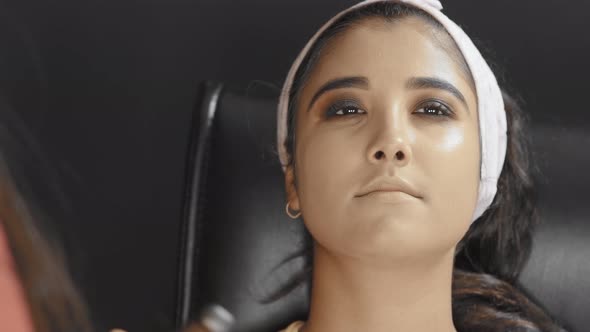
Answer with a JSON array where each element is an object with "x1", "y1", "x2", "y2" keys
[{"x1": 0, "y1": 0, "x2": 588, "y2": 331}]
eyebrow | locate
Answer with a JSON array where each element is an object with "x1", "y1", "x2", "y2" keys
[
  {"x1": 306, "y1": 75, "x2": 470, "y2": 114},
  {"x1": 406, "y1": 76, "x2": 469, "y2": 112},
  {"x1": 307, "y1": 76, "x2": 369, "y2": 112}
]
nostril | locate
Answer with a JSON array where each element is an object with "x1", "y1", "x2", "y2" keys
[
  {"x1": 395, "y1": 151, "x2": 404, "y2": 160},
  {"x1": 375, "y1": 151, "x2": 385, "y2": 159}
]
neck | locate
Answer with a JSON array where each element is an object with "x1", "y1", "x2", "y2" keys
[{"x1": 303, "y1": 243, "x2": 458, "y2": 332}]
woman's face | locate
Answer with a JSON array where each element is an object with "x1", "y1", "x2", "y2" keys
[{"x1": 285, "y1": 17, "x2": 480, "y2": 263}]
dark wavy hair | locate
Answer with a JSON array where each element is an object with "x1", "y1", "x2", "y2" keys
[
  {"x1": 271, "y1": 2, "x2": 567, "y2": 331},
  {"x1": 0, "y1": 102, "x2": 93, "y2": 332}
]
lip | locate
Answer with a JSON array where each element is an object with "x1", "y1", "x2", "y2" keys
[
  {"x1": 357, "y1": 190, "x2": 417, "y2": 205},
  {"x1": 355, "y1": 176, "x2": 422, "y2": 199}
]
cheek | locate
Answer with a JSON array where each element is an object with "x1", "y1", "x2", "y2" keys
[
  {"x1": 441, "y1": 126, "x2": 466, "y2": 151},
  {"x1": 420, "y1": 124, "x2": 480, "y2": 224},
  {"x1": 296, "y1": 129, "x2": 362, "y2": 194},
  {"x1": 294, "y1": 130, "x2": 362, "y2": 238}
]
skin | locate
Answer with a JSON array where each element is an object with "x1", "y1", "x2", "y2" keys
[{"x1": 284, "y1": 17, "x2": 480, "y2": 332}]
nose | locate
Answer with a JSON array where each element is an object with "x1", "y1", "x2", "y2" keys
[
  {"x1": 366, "y1": 111, "x2": 412, "y2": 167},
  {"x1": 368, "y1": 138, "x2": 412, "y2": 167}
]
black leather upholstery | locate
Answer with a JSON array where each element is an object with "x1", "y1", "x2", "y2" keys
[
  {"x1": 179, "y1": 82, "x2": 309, "y2": 332},
  {"x1": 519, "y1": 125, "x2": 590, "y2": 332},
  {"x1": 182, "y1": 81, "x2": 589, "y2": 332}
]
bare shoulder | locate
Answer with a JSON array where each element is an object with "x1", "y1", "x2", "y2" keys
[{"x1": 279, "y1": 320, "x2": 305, "y2": 332}]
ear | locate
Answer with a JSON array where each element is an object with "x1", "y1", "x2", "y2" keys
[{"x1": 284, "y1": 165, "x2": 301, "y2": 211}]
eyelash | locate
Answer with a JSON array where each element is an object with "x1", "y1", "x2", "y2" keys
[
  {"x1": 324, "y1": 100, "x2": 454, "y2": 119},
  {"x1": 414, "y1": 100, "x2": 454, "y2": 118},
  {"x1": 325, "y1": 99, "x2": 367, "y2": 118}
]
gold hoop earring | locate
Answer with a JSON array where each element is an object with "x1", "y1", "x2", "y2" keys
[{"x1": 285, "y1": 202, "x2": 301, "y2": 219}]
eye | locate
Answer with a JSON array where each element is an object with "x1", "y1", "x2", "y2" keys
[
  {"x1": 325, "y1": 99, "x2": 367, "y2": 118},
  {"x1": 414, "y1": 100, "x2": 454, "y2": 118}
]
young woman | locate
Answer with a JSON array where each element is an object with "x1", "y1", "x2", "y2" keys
[{"x1": 273, "y1": 1, "x2": 567, "y2": 331}]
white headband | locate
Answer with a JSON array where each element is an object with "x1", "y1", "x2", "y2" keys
[{"x1": 276, "y1": 0, "x2": 507, "y2": 223}]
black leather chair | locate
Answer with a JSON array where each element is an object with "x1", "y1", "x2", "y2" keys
[{"x1": 177, "y1": 81, "x2": 589, "y2": 332}]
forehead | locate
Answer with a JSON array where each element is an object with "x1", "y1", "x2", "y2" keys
[{"x1": 303, "y1": 17, "x2": 475, "y2": 101}]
